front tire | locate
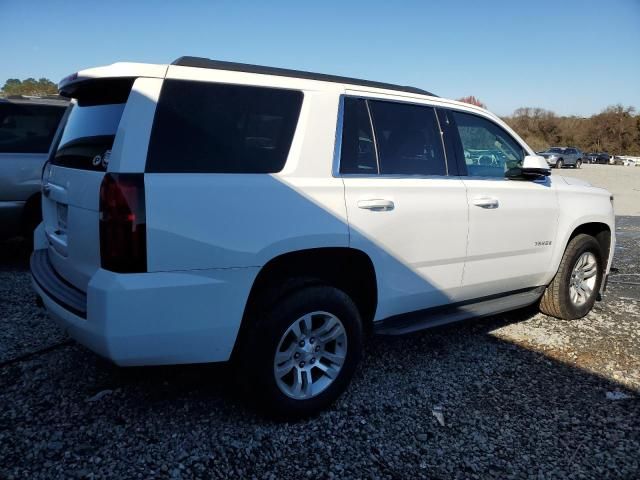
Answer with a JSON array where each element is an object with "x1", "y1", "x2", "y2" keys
[
  {"x1": 539, "y1": 234, "x2": 603, "y2": 319},
  {"x1": 240, "y1": 285, "x2": 363, "y2": 418},
  {"x1": 556, "y1": 159, "x2": 564, "y2": 169}
]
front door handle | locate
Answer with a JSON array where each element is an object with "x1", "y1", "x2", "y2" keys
[
  {"x1": 472, "y1": 196, "x2": 499, "y2": 209},
  {"x1": 357, "y1": 199, "x2": 395, "y2": 211}
]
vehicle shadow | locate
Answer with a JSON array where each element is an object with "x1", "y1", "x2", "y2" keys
[
  {"x1": 0, "y1": 236, "x2": 31, "y2": 272},
  {"x1": 3, "y1": 299, "x2": 635, "y2": 478}
]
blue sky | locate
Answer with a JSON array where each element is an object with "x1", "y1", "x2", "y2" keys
[{"x1": 1, "y1": 0, "x2": 638, "y2": 116}]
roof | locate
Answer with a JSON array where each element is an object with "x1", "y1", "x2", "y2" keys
[{"x1": 172, "y1": 56, "x2": 436, "y2": 97}]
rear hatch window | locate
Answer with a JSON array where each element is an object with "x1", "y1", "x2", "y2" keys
[
  {"x1": 52, "y1": 103, "x2": 125, "y2": 171},
  {"x1": 52, "y1": 78, "x2": 134, "y2": 171}
]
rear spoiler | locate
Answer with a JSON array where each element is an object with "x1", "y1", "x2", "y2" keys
[{"x1": 58, "y1": 62, "x2": 167, "y2": 98}]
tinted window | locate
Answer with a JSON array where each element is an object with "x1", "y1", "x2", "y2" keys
[
  {"x1": 147, "y1": 80, "x2": 303, "y2": 173},
  {"x1": 0, "y1": 103, "x2": 65, "y2": 154},
  {"x1": 451, "y1": 111, "x2": 525, "y2": 177},
  {"x1": 53, "y1": 102, "x2": 126, "y2": 171},
  {"x1": 340, "y1": 98, "x2": 377, "y2": 174},
  {"x1": 368, "y1": 100, "x2": 446, "y2": 176}
]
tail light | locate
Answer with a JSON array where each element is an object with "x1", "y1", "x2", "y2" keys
[{"x1": 99, "y1": 173, "x2": 147, "y2": 273}]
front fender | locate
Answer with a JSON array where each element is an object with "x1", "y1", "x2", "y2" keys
[{"x1": 548, "y1": 211, "x2": 615, "y2": 285}]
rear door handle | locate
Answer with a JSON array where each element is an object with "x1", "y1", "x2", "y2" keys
[
  {"x1": 357, "y1": 199, "x2": 395, "y2": 211},
  {"x1": 472, "y1": 196, "x2": 499, "y2": 209}
]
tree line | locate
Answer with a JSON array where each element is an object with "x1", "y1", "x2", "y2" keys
[
  {"x1": 1, "y1": 78, "x2": 58, "y2": 96},
  {"x1": 458, "y1": 96, "x2": 640, "y2": 156},
  {"x1": 503, "y1": 105, "x2": 640, "y2": 155}
]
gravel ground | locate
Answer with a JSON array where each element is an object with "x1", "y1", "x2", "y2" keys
[
  {"x1": 1, "y1": 218, "x2": 639, "y2": 480},
  {"x1": 553, "y1": 164, "x2": 640, "y2": 216}
]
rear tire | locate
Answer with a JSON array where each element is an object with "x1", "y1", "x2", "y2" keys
[
  {"x1": 539, "y1": 234, "x2": 603, "y2": 319},
  {"x1": 575, "y1": 159, "x2": 582, "y2": 169},
  {"x1": 238, "y1": 284, "x2": 363, "y2": 418}
]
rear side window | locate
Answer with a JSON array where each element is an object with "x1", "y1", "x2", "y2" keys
[
  {"x1": 0, "y1": 103, "x2": 65, "y2": 154},
  {"x1": 339, "y1": 98, "x2": 377, "y2": 174},
  {"x1": 146, "y1": 80, "x2": 303, "y2": 173},
  {"x1": 368, "y1": 100, "x2": 446, "y2": 176}
]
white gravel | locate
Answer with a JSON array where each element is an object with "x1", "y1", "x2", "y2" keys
[
  {"x1": 553, "y1": 164, "x2": 640, "y2": 216},
  {"x1": 1, "y1": 219, "x2": 639, "y2": 479}
]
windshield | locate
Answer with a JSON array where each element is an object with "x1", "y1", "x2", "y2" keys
[
  {"x1": 52, "y1": 102, "x2": 125, "y2": 171},
  {"x1": 549, "y1": 147, "x2": 564, "y2": 153}
]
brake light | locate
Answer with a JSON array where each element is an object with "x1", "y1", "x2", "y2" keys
[{"x1": 99, "y1": 173, "x2": 147, "y2": 273}]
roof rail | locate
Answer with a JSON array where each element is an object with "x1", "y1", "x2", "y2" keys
[{"x1": 172, "y1": 56, "x2": 436, "y2": 97}]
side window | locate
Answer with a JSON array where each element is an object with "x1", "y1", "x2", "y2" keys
[
  {"x1": 368, "y1": 100, "x2": 446, "y2": 176},
  {"x1": 339, "y1": 98, "x2": 377, "y2": 174},
  {"x1": 146, "y1": 80, "x2": 303, "y2": 173},
  {"x1": 451, "y1": 110, "x2": 525, "y2": 178},
  {"x1": 0, "y1": 103, "x2": 66, "y2": 154}
]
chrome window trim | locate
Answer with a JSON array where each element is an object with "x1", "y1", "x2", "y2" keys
[{"x1": 333, "y1": 94, "x2": 451, "y2": 179}]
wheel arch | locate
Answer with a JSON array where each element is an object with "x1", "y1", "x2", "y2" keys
[
  {"x1": 231, "y1": 247, "x2": 378, "y2": 360},
  {"x1": 550, "y1": 221, "x2": 612, "y2": 281},
  {"x1": 569, "y1": 222, "x2": 612, "y2": 262}
]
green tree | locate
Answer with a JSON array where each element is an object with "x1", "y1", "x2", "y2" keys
[{"x1": 1, "y1": 77, "x2": 58, "y2": 96}]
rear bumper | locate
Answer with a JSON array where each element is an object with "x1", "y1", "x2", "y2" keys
[{"x1": 31, "y1": 249, "x2": 258, "y2": 366}]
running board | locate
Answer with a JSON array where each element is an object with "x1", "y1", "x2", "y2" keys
[{"x1": 374, "y1": 286, "x2": 545, "y2": 336}]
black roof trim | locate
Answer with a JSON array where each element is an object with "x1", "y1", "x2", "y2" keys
[{"x1": 172, "y1": 56, "x2": 436, "y2": 97}]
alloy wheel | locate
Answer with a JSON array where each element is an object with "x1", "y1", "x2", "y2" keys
[
  {"x1": 569, "y1": 251, "x2": 598, "y2": 306},
  {"x1": 273, "y1": 311, "x2": 347, "y2": 400}
]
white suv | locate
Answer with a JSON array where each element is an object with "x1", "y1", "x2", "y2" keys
[{"x1": 31, "y1": 57, "x2": 615, "y2": 417}]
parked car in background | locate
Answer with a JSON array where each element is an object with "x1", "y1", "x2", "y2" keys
[
  {"x1": 615, "y1": 156, "x2": 639, "y2": 167},
  {"x1": 0, "y1": 96, "x2": 68, "y2": 240},
  {"x1": 538, "y1": 147, "x2": 583, "y2": 168},
  {"x1": 585, "y1": 152, "x2": 610, "y2": 164},
  {"x1": 31, "y1": 58, "x2": 615, "y2": 417}
]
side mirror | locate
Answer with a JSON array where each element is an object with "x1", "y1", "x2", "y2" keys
[{"x1": 506, "y1": 155, "x2": 551, "y2": 179}]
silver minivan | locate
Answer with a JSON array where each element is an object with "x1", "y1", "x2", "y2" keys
[{"x1": 0, "y1": 96, "x2": 67, "y2": 240}]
